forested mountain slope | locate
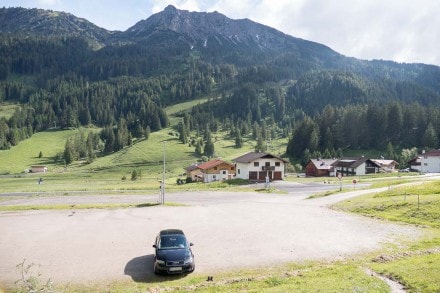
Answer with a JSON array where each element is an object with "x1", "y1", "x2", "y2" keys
[{"x1": 1, "y1": 5, "x2": 440, "y2": 162}]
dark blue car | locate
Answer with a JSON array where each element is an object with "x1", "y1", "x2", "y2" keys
[{"x1": 152, "y1": 229, "x2": 195, "y2": 274}]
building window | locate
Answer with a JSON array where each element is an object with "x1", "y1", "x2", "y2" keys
[
  {"x1": 424, "y1": 163, "x2": 428, "y2": 166},
  {"x1": 265, "y1": 162, "x2": 270, "y2": 167},
  {"x1": 214, "y1": 167, "x2": 217, "y2": 170},
  {"x1": 254, "y1": 162, "x2": 259, "y2": 167},
  {"x1": 275, "y1": 162, "x2": 280, "y2": 167},
  {"x1": 222, "y1": 170, "x2": 227, "y2": 175},
  {"x1": 238, "y1": 169, "x2": 241, "y2": 174},
  {"x1": 231, "y1": 166, "x2": 235, "y2": 171}
]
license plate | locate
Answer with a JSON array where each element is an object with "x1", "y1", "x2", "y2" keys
[{"x1": 169, "y1": 267, "x2": 182, "y2": 272}]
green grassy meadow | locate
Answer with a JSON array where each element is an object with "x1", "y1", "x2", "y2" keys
[
  {"x1": 0, "y1": 129, "x2": 78, "y2": 174},
  {"x1": 0, "y1": 102, "x2": 21, "y2": 119},
  {"x1": 0, "y1": 99, "x2": 287, "y2": 188},
  {"x1": 0, "y1": 99, "x2": 331, "y2": 190},
  {"x1": 334, "y1": 181, "x2": 440, "y2": 293}
]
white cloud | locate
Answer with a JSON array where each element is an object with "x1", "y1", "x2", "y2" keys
[{"x1": 36, "y1": 0, "x2": 60, "y2": 5}]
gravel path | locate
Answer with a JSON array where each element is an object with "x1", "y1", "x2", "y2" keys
[{"x1": 0, "y1": 183, "x2": 422, "y2": 286}]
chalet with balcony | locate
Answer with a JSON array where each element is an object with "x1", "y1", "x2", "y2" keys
[
  {"x1": 185, "y1": 159, "x2": 235, "y2": 183},
  {"x1": 331, "y1": 157, "x2": 380, "y2": 176},
  {"x1": 233, "y1": 152, "x2": 287, "y2": 181}
]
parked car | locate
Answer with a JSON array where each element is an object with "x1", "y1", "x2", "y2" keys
[{"x1": 152, "y1": 229, "x2": 195, "y2": 274}]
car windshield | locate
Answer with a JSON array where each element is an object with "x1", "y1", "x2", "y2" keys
[{"x1": 159, "y1": 235, "x2": 187, "y2": 249}]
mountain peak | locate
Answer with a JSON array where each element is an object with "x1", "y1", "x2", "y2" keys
[
  {"x1": 122, "y1": 5, "x2": 332, "y2": 55},
  {"x1": 0, "y1": 7, "x2": 112, "y2": 47},
  {"x1": 164, "y1": 5, "x2": 178, "y2": 12}
]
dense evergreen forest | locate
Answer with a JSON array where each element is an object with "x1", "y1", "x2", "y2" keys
[{"x1": 1, "y1": 6, "x2": 440, "y2": 167}]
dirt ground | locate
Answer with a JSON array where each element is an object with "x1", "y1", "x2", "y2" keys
[{"x1": 0, "y1": 182, "x2": 422, "y2": 287}]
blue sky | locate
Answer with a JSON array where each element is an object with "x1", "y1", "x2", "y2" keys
[{"x1": 3, "y1": 0, "x2": 440, "y2": 66}]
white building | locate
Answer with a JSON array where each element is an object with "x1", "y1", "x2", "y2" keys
[
  {"x1": 331, "y1": 157, "x2": 380, "y2": 176},
  {"x1": 420, "y1": 150, "x2": 440, "y2": 173},
  {"x1": 233, "y1": 152, "x2": 287, "y2": 181}
]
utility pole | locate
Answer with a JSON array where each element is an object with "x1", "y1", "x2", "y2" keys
[{"x1": 162, "y1": 141, "x2": 166, "y2": 205}]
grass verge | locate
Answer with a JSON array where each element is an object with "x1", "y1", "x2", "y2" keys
[
  {"x1": 334, "y1": 180, "x2": 440, "y2": 293},
  {"x1": 33, "y1": 261, "x2": 390, "y2": 293}
]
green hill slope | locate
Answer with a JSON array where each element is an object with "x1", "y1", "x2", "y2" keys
[{"x1": 0, "y1": 129, "x2": 77, "y2": 174}]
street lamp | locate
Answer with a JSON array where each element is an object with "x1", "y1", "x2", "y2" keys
[{"x1": 161, "y1": 141, "x2": 166, "y2": 205}]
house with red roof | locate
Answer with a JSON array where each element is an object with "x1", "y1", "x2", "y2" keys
[{"x1": 185, "y1": 159, "x2": 235, "y2": 183}]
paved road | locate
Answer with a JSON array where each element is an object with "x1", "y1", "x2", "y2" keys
[{"x1": 0, "y1": 182, "x2": 421, "y2": 286}]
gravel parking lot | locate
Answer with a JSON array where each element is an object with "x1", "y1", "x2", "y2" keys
[{"x1": 0, "y1": 182, "x2": 421, "y2": 286}]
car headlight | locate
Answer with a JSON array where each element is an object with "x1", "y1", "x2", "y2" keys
[
  {"x1": 156, "y1": 259, "x2": 165, "y2": 265},
  {"x1": 184, "y1": 255, "x2": 193, "y2": 264}
]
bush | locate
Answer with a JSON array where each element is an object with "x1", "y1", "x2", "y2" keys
[{"x1": 15, "y1": 259, "x2": 53, "y2": 293}]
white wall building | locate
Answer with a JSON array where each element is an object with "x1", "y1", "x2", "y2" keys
[
  {"x1": 420, "y1": 150, "x2": 440, "y2": 173},
  {"x1": 331, "y1": 157, "x2": 380, "y2": 176},
  {"x1": 233, "y1": 152, "x2": 287, "y2": 181}
]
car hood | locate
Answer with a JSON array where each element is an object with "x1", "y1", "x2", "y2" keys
[{"x1": 156, "y1": 249, "x2": 190, "y2": 261}]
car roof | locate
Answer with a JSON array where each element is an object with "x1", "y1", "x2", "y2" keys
[{"x1": 159, "y1": 229, "x2": 185, "y2": 236}]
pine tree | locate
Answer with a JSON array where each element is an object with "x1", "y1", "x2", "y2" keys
[
  {"x1": 63, "y1": 139, "x2": 74, "y2": 165},
  {"x1": 255, "y1": 135, "x2": 266, "y2": 152},
  {"x1": 204, "y1": 135, "x2": 215, "y2": 157},
  {"x1": 235, "y1": 130, "x2": 243, "y2": 148},
  {"x1": 422, "y1": 123, "x2": 438, "y2": 149},
  {"x1": 195, "y1": 140, "x2": 203, "y2": 156},
  {"x1": 178, "y1": 121, "x2": 189, "y2": 144},
  {"x1": 386, "y1": 142, "x2": 396, "y2": 160}
]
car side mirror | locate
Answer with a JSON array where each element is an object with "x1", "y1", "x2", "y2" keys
[
  {"x1": 189, "y1": 243, "x2": 194, "y2": 246},
  {"x1": 152, "y1": 244, "x2": 157, "y2": 248}
]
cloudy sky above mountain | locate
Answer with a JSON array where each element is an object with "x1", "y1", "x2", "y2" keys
[{"x1": 4, "y1": 0, "x2": 440, "y2": 66}]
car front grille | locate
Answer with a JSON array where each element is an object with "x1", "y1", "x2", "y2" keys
[{"x1": 167, "y1": 260, "x2": 184, "y2": 266}]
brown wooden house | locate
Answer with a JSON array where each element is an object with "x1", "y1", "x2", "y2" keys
[{"x1": 305, "y1": 159, "x2": 337, "y2": 177}]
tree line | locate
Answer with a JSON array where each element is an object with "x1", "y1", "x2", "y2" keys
[{"x1": 2, "y1": 33, "x2": 440, "y2": 168}]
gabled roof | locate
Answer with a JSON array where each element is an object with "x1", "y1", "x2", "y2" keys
[
  {"x1": 371, "y1": 159, "x2": 399, "y2": 167},
  {"x1": 308, "y1": 159, "x2": 337, "y2": 170},
  {"x1": 408, "y1": 156, "x2": 421, "y2": 164},
  {"x1": 196, "y1": 159, "x2": 232, "y2": 170},
  {"x1": 332, "y1": 157, "x2": 379, "y2": 168},
  {"x1": 185, "y1": 164, "x2": 199, "y2": 172},
  {"x1": 233, "y1": 152, "x2": 288, "y2": 163},
  {"x1": 422, "y1": 150, "x2": 440, "y2": 157},
  {"x1": 185, "y1": 159, "x2": 233, "y2": 172}
]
